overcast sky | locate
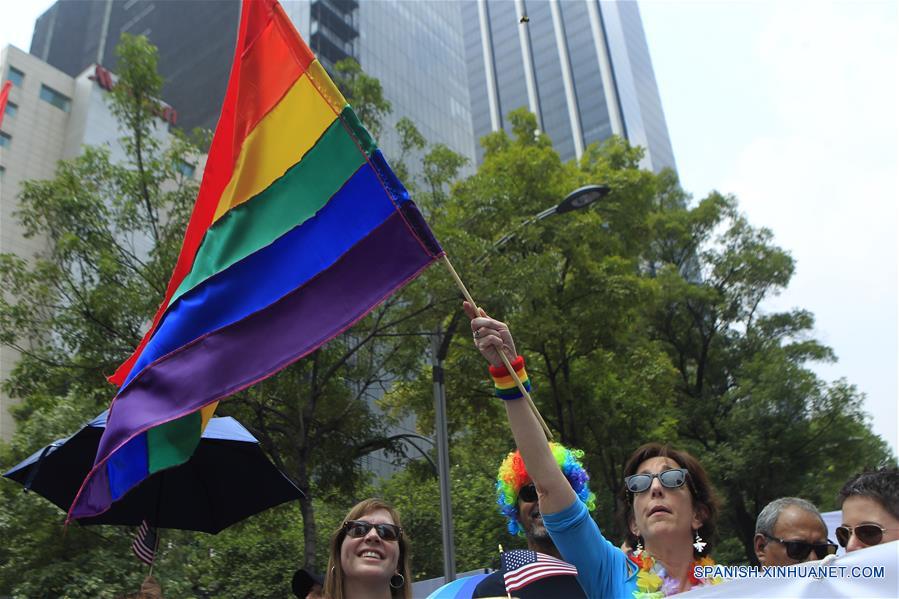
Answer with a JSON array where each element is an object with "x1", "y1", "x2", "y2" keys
[
  {"x1": 3, "y1": 1, "x2": 896, "y2": 453},
  {"x1": 639, "y1": 0, "x2": 897, "y2": 453}
]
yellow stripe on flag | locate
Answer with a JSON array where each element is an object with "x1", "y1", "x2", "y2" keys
[
  {"x1": 200, "y1": 401, "x2": 219, "y2": 432},
  {"x1": 212, "y1": 65, "x2": 347, "y2": 221},
  {"x1": 306, "y1": 60, "x2": 347, "y2": 114}
]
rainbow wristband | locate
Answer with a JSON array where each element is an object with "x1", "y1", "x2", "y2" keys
[{"x1": 489, "y1": 356, "x2": 531, "y2": 401}]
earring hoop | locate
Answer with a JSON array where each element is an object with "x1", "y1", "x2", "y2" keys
[{"x1": 390, "y1": 572, "x2": 405, "y2": 589}]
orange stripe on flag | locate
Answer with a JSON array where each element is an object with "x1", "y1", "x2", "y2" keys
[{"x1": 231, "y1": 13, "x2": 313, "y2": 163}]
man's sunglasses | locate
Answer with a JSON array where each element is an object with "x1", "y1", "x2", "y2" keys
[
  {"x1": 625, "y1": 468, "x2": 688, "y2": 494},
  {"x1": 836, "y1": 524, "x2": 896, "y2": 548},
  {"x1": 518, "y1": 483, "x2": 538, "y2": 503},
  {"x1": 763, "y1": 534, "x2": 837, "y2": 561},
  {"x1": 343, "y1": 520, "x2": 403, "y2": 542}
]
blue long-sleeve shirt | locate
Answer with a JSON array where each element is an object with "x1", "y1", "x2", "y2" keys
[{"x1": 543, "y1": 499, "x2": 638, "y2": 598}]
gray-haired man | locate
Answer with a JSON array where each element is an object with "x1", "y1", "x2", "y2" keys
[{"x1": 754, "y1": 497, "x2": 837, "y2": 566}]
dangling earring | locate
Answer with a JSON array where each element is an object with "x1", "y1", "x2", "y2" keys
[
  {"x1": 693, "y1": 530, "x2": 707, "y2": 554},
  {"x1": 633, "y1": 535, "x2": 644, "y2": 557},
  {"x1": 390, "y1": 572, "x2": 405, "y2": 589}
]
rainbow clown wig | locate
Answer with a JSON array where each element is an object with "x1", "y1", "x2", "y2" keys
[{"x1": 496, "y1": 442, "x2": 596, "y2": 536}]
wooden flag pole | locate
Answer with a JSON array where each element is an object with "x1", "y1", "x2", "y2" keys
[
  {"x1": 147, "y1": 528, "x2": 160, "y2": 578},
  {"x1": 498, "y1": 543, "x2": 512, "y2": 599},
  {"x1": 440, "y1": 255, "x2": 553, "y2": 441}
]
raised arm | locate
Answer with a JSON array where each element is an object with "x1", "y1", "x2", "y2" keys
[{"x1": 463, "y1": 302, "x2": 576, "y2": 515}]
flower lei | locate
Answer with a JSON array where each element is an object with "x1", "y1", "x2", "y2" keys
[{"x1": 629, "y1": 552, "x2": 720, "y2": 598}]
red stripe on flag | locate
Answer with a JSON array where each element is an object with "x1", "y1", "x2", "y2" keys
[
  {"x1": 131, "y1": 519, "x2": 158, "y2": 565},
  {"x1": 502, "y1": 551, "x2": 578, "y2": 592},
  {"x1": 0, "y1": 80, "x2": 12, "y2": 129},
  {"x1": 108, "y1": 0, "x2": 313, "y2": 387}
]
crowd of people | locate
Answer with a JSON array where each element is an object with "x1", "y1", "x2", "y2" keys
[{"x1": 284, "y1": 303, "x2": 898, "y2": 599}]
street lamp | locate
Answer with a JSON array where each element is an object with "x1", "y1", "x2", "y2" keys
[
  {"x1": 494, "y1": 184, "x2": 610, "y2": 249},
  {"x1": 552, "y1": 184, "x2": 610, "y2": 215},
  {"x1": 434, "y1": 183, "x2": 609, "y2": 583}
]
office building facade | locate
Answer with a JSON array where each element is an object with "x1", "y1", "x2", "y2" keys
[
  {"x1": 0, "y1": 46, "x2": 185, "y2": 439},
  {"x1": 463, "y1": 0, "x2": 676, "y2": 172}
]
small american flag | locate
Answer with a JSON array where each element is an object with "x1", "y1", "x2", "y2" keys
[
  {"x1": 131, "y1": 519, "x2": 158, "y2": 565},
  {"x1": 501, "y1": 549, "x2": 578, "y2": 591}
]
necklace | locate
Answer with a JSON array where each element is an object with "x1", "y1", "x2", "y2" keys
[{"x1": 629, "y1": 551, "x2": 720, "y2": 598}]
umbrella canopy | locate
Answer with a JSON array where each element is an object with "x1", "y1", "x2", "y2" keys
[
  {"x1": 425, "y1": 573, "x2": 490, "y2": 599},
  {"x1": 3, "y1": 411, "x2": 302, "y2": 533}
]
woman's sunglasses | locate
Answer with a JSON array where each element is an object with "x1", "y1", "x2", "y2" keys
[
  {"x1": 343, "y1": 520, "x2": 402, "y2": 542},
  {"x1": 518, "y1": 483, "x2": 538, "y2": 503},
  {"x1": 836, "y1": 524, "x2": 896, "y2": 548},
  {"x1": 625, "y1": 468, "x2": 688, "y2": 494},
  {"x1": 763, "y1": 534, "x2": 837, "y2": 561}
]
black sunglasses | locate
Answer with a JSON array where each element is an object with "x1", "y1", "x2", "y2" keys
[
  {"x1": 518, "y1": 483, "x2": 538, "y2": 503},
  {"x1": 343, "y1": 520, "x2": 402, "y2": 542},
  {"x1": 763, "y1": 534, "x2": 837, "y2": 561},
  {"x1": 836, "y1": 524, "x2": 895, "y2": 548},
  {"x1": 625, "y1": 468, "x2": 688, "y2": 494}
]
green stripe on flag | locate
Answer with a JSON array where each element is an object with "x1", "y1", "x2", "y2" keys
[
  {"x1": 172, "y1": 110, "x2": 369, "y2": 302},
  {"x1": 147, "y1": 411, "x2": 201, "y2": 473}
]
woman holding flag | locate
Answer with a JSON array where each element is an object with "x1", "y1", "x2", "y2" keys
[{"x1": 464, "y1": 302, "x2": 721, "y2": 598}]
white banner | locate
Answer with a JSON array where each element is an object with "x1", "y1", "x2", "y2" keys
[{"x1": 680, "y1": 540, "x2": 899, "y2": 598}]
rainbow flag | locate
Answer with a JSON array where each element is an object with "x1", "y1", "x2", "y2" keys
[
  {"x1": 0, "y1": 80, "x2": 12, "y2": 129},
  {"x1": 69, "y1": 0, "x2": 442, "y2": 520}
]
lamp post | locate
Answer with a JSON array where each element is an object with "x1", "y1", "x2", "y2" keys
[
  {"x1": 493, "y1": 184, "x2": 610, "y2": 249},
  {"x1": 433, "y1": 183, "x2": 609, "y2": 583},
  {"x1": 431, "y1": 326, "x2": 455, "y2": 583}
]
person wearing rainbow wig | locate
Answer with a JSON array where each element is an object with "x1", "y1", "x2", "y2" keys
[{"x1": 472, "y1": 445, "x2": 591, "y2": 598}]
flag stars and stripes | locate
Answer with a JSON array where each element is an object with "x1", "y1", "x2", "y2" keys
[
  {"x1": 501, "y1": 549, "x2": 578, "y2": 591},
  {"x1": 131, "y1": 519, "x2": 158, "y2": 565}
]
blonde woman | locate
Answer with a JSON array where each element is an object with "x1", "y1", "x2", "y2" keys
[{"x1": 323, "y1": 498, "x2": 411, "y2": 599}]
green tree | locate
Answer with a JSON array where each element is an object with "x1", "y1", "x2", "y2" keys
[
  {"x1": 0, "y1": 34, "x2": 204, "y2": 597},
  {"x1": 380, "y1": 110, "x2": 677, "y2": 555},
  {"x1": 646, "y1": 195, "x2": 895, "y2": 562}
]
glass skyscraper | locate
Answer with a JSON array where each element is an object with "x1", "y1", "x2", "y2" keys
[
  {"x1": 463, "y1": 0, "x2": 676, "y2": 173},
  {"x1": 30, "y1": 0, "x2": 474, "y2": 166},
  {"x1": 284, "y1": 0, "x2": 476, "y2": 168},
  {"x1": 31, "y1": 0, "x2": 239, "y2": 132}
]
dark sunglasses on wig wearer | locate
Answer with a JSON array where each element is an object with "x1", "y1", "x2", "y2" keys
[
  {"x1": 625, "y1": 468, "x2": 688, "y2": 494},
  {"x1": 343, "y1": 520, "x2": 403, "y2": 542},
  {"x1": 518, "y1": 483, "x2": 538, "y2": 503},
  {"x1": 763, "y1": 534, "x2": 837, "y2": 561},
  {"x1": 836, "y1": 524, "x2": 898, "y2": 548}
]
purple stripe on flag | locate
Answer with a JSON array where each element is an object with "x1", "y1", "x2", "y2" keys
[
  {"x1": 74, "y1": 458, "x2": 112, "y2": 517},
  {"x1": 71, "y1": 209, "x2": 438, "y2": 519}
]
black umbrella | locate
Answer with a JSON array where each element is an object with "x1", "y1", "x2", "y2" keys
[{"x1": 3, "y1": 411, "x2": 302, "y2": 533}]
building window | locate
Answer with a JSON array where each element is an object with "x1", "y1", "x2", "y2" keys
[
  {"x1": 0, "y1": 132, "x2": 10, "y2": 148},
  {"x1": 4, "y1": 101, "x2": 17, "y2": 118},
  {"x1": 0, "y1": 165, "x2": 5, "y2": 181},
  {"x1": 39, "y1": 84, "x2": 71, "y2": 112},
  {"x1": 7, "y1": 66, "x2": 24, "y2": 87}
]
